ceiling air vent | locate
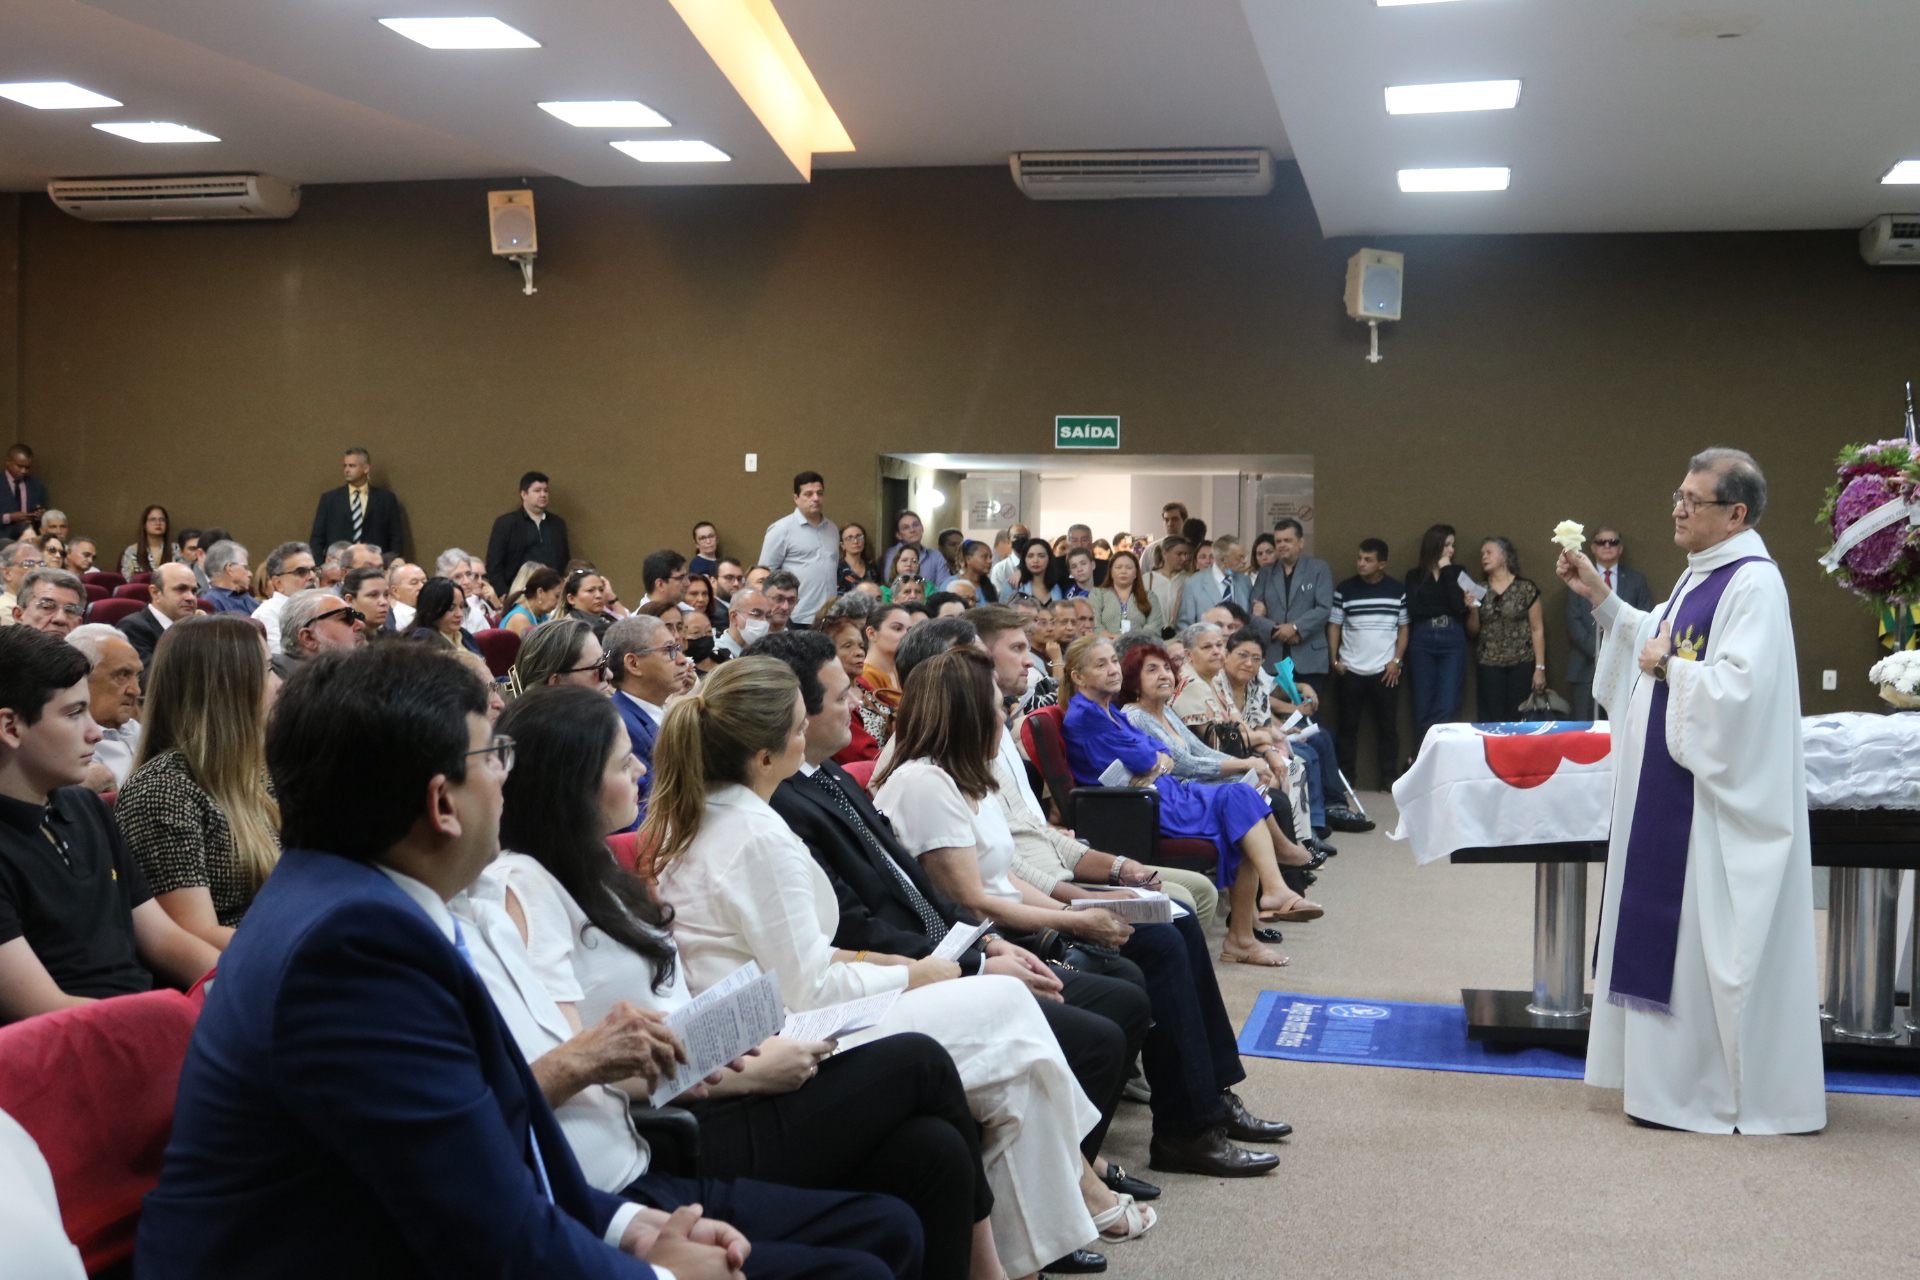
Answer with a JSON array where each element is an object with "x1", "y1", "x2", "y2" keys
[
  {"x1": 1860, "y1": 214, "x2": 1920, "y2": 265},
  {"x1": 47, "y1": 173, "x2": 300, "y2": 222},
  {"x1": 1010, "y1": 149, "x2": 1274, "y2": 201}
]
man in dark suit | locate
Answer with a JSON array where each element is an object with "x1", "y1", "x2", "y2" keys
[
  {"x1": 310, "y1": 447, "x2": 406, "y2": 556},
  {"x1": 487, "y1": 470, "x2": 571, "y2": 597},
  {"x1": 1565, "y1": 524, "x2": 1654, "y2": 719},
  {"x1": 749, "y1": 630, "x2": 1154, "y2": 1214},
  {"x1": 137, "y1": 644, "x2": 919, "y2": 1280},
  {"x1": 606, "y1": 614, "x2": 686, "y2": 825},
  {"x1": 1249, "y1": 518, "x2": 1334, "y2": 678},
  {"x1": 1176, "y1": 534, "x2": 1255, "y2": 628},
  {"x1": 116, "y1": 564, "x2": 201, "y2": 671},
  {"x1": 1, "y1": 443, "x2": 48, "y2": 544}
]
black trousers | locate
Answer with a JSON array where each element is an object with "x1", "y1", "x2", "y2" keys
[
  {"x1": 1126, "y1": 913, "x2": 1244, "y2": 1137},
  {"x1": 1045, "y1": 967, "x2": 1151, "y2": 1160},
  {"x1": 1334, "y1": 668, "x2": 1400, "y2": 785},
  {"x1": 689, "y1": 1033, "x2": 984, "y2": 1280},
  {"x1": 622, "y1": 1169, "x2": 922, "y2": 1280},
  {"x1": 1476, "y1": 661, "x2": 1535, "y2": 723}
]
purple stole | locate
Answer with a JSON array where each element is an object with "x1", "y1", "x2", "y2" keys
[{"x1": 1607, "y1": 556, "x2": 1769, "y2": 1015}]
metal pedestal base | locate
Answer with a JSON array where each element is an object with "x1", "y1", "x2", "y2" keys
[
  {"x1": 1463, "y1": 988, "x2": 1591, "y2": 1050},
  {"x1": 1454, "y1": 848, "x2": 1599, "y2": 1049}
]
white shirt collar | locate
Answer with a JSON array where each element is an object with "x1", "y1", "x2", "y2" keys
[
  {"x1": 797, "y1": 761, "x2": 819, "y2": 777},
  {"x1": 618, "y1": 689, "x2": 665, "y2": 723},
  {"x1": 148, "y1": 603, "x2": 174, "y2": 631},
  {"x1": 707, "y1": 782, "x2": 775, "y2": 816},
  {"x1": 376, "y1": 864, "x2": 458, "y2": 943},
  {"x1": 1687, "y1": 527, "x2": 1768, "y2": 572}
]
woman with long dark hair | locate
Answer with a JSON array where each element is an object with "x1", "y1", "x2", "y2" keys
[
  {"x1": 1009, "y1": 539, "x2": 1062, "y2": 602},
  {"x1": 837, "y1": 522, "x2": 878, "y2": 593},
  {"x1": 1405, "y1": 524, "x2": 1473, "y2": 750},
  {"x1": 407, "y1": 577, "x2": 481, "y2": 655},
  {"x1": 955, "y1": 540, "x2": 1000, "y2": 603},
  {"x1": 121, "y1": 504, "x2": 179, "y2": 576},
  {"x1": 508, "y1": 615, "x2": 608, "y2": 694},
  {"x1": 1089, "y1": 550, "x2": 1158, "y2": 638},
  {"x1": 488, "y1": 684, "x2": 989, "y2": 1278}
]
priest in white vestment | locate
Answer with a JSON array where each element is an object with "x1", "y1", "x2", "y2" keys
[{"x1": 1558, "y1": 447, "x2": 1825, "y2": 1134}]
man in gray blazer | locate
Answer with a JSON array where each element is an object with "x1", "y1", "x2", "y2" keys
[
  {"x1": 1176, "y1": 534, "x2": 1254, "y2": 628},
  {"x1": 1249, "y1": 520, "x2": 1334, "y2": 678},
  {"x1": 1564, "y1": 524, "x2": 1653, "y2": 719}
]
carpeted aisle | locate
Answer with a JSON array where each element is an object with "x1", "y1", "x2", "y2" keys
[{"x1": 1091, "y1": 792, "x2": 1920, "y2": 1280}]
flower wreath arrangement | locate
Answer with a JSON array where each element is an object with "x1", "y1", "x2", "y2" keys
[{"x1": 1818, "y1": 437, "x2": 1920, "y2": 609}]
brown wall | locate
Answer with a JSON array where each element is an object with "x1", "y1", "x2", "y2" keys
[
  {"x1": 0, "y1": 193, "x2": 18, "y2": 440},
  {"x1": 14, "y1": 163, "x2": 1919, "y2": 742}
]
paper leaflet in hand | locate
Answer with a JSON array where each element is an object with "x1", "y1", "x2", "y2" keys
[
  {"x1": 929, "y1": 918, "x2": 991, "y2": 962},
  {"x1": 1070, "y1": 891, "x2": 1175, "y2": 924},
  {"x1": 1280, "y1": 710, "x2": 1305, "y2": 733},
  {"x1": 648, "y1": 961, "x2": 786, "y2": 1107},
  {"x1": 1097, "y1": 758, "x2": 1134, "y2": 787},
  {"x1": 780, "y1": 990, "x2": 901, "y2": 1043}
]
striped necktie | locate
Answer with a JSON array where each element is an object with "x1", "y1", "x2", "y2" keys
[
  {"x1": 451, "y1": 918, "x2": 556, "y2": 1205},
  {"x1": 349, "y1": 488, "x2": 365, "y2": 541},
  {"x1": 807, "y1": 769, "x2": 947, "y2": 939}
]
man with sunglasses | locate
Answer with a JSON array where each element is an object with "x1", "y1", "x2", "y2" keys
[
  {"x1": 274, "y1": 589, "x2": 368, "y2": 677},
  {"x1": 604, "y1": 615, "x2": 686, "y2": 825},
  {"x1": 1564, "y1": 525, "x2": 1652, "y2": 721},
  {"x1": 253, "y1": 542, "x2": 317, "y2": 656}
]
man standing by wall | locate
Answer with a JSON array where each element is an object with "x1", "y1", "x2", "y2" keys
[
  {"x1": 1327, "y1": 539, "x2": 1409, "y2": 789},
  {"x1": 1251, "y1": 519, "x2": 1333, "y2": 682},
  {"x1": 485, "y1": 471, "x2": 570, "y2": 597},
  {"x1": 757, "y1": 471, "x2": 839, "y2": 625},
  {"x1": 310, "y1": 448, "x2": 405, "y2": 560},
  {"x1": 1565, "y1": 525, "x2": 1652, "y2": 720},
  {"x1": 1177, "y1": 534, "x2": 1252, "y2": 628},
  {"x1": 1, "y1": 444, "x2": 47, "y2": 544}
]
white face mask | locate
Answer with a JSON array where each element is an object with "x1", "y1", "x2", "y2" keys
[{"x1": 738, "y1": 617, "x2": 770, "y2": 644}]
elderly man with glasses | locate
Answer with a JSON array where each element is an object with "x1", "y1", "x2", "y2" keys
[
  {"x1": 253, "y1": 542, "x2": 317, "y2": 655},
  {"x1": 1563, "y1": 525, "x2": 1653, "y2": 721},
  {"x1": 0, "y1": 541, "x2": 45, "y2": 624},
  {"x1": 14, "y1": 568, "x2": 86, "y2": 637},
  {"x1": 199, "y1": 540, "x2": 257, "y2": 616},
  {"x1": 603, "y1": 614, "x2": 687, "y2": 827}
]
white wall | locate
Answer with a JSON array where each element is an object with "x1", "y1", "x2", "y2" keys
[{"x1": 1037, "y1": 474, "x2": 1132, "y2": 542}]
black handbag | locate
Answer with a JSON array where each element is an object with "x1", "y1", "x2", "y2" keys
[{"x1": 1191, "y1": 718, "x2": 1252, "y2": 758}]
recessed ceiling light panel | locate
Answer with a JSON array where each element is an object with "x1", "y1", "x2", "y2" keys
[
  {"x1": 1377, "y1": 0, "x2": 1472, "y2": 6},
  {"x1": 0, "y1": 81, "x2": 121, "y2": 110},
  {"x1": 1386, "y1": 80, "x2": 1521, "y2": 114},
  {"x1": 539, "y1": 100, "x2": 670, "y2": 128},
  {"x1": 92, "y1": 121, "x2": 219, "y2": 143},
  {"x1": 1398, "y1": 166, "x2": 1510, "y2": 192},
  {"x1": 378, "y1": 17, "x2": 540, "y2": 48},
  {"x1": 1881, "y1": 160, "x2": 1920, "y2": 185},
  {"x1": 611, "y1": 140, "x2": 730, "y2": 163}
]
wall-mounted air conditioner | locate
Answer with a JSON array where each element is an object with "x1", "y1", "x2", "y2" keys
[
  {"x1": 47, "y1": 173, "x2": 300, "y2": 222},
  {"x1": 1861, "y1": 215, "x2": 1920, "y2": 265},
  {"x1": 1010, "y1": 149, "x2": 1274, "y2": 201}
]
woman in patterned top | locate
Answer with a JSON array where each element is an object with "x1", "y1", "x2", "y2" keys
[
  {"x1": 1471, "y1": 537, "x2": 1546, "y2": 722},
  {"x1": 117, "y1": 615, "x2": 281, "y2": 948}
]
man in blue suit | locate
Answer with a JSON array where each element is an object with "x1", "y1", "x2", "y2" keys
[
  {"x1": 606, "y1": 614, "x2": 686, "y2": 824},
  {"x1": 1176, "y1": 534, "x2": 1254, "y2": 628},
  {"x1": 137, "y1": 644, "x2": 919, "y2": 1280}
]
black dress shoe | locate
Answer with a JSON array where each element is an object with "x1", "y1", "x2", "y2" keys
[
  {"x1": 1303, "y1": 848, "x2": 1329, "y2": 871},
  {"x1": 1219, "y1": 1089, "x2": 1293, "y2": 1142},
  {"x1": 1325, "y1": 806, "x2": 1376, "y2": 834},
  {"x1": 1098, "y1": 1160, "x2": 1161, "y2": 1201},
  {"x1": 1149, "y1": 1127, "x2": 1281, "y2": 1178},
  {"x1": 1306, "y1": 836, "x2": 1338, "y2": 858},
  {"x1": 1253, "y1": 926, "x2": 1284, "y2": 944},
  {"x1": 1042, "y1": 1248, "x2": 1108, "y2": 1274}
]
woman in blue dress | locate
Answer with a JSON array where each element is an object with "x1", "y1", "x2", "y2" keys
[{"x1": 1059, "y1": 636, "x2": 1322, "y2": 968}]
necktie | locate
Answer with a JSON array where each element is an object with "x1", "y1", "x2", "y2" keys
[
  {"x1": 349, "y1": 488, "x2": 365, "y2": 542},
  {"x1": 807, "y1": 770, "x2": 947, "y2": 939},
  {"x1": 451, "y1": 918, "x2": 556, "y2": 1205},
  {"x1": 1605, "y1": 568, "x2": 1614, "y2": 589}
]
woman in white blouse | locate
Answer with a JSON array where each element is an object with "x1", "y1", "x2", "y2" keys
[{"x1": 647, "y1": 658, "x2": 1128, "y2": 1280}]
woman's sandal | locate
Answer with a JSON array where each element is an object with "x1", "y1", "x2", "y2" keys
[
  {"x1": 1220, "y1": 942, "x2": 1290, "y2": 967},
  {"x1": 1259, "y1": 895, "x2": 1325, "y2": 922},
  {"x1": 1092, "y1": 1193, "x2": 1157, "y2": 1243}
]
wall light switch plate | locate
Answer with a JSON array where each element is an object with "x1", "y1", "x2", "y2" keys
[
  {"x1": 1822, "y1": 669, "x2": 1838, "y2": 691},
  {"x1": 745, "y1": 453, "x2": 758, "y2": 472}
]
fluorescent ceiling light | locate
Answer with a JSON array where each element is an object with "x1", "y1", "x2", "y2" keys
[
  {"x1": 1882, "y1": 160, "x2": 1920, "y2": 185},
  {"x1": 92, "y1": 121, "x2": 219, "y2": 143},
  {"x1": 612, "y1": 139, "x2": 730, "y2": 163},
  {"x1": 0, "y1": 81, "x2": 121, "y2": 110},
  {"x1": 378, "y1": 17, "x2": 540, "y2": 48},
  {"x1": 663, "y1": 0, "x2": 852, "y2": 179},
  {"x1": 539, "y1": 100, "x2": 670, "y2": 128},
  {"x1": 1399, "y1": 166, "x2": 1510, "y2": 192},
  {"x1": 1386, "y1": 80, "x2": 1521, "y2": 114}
]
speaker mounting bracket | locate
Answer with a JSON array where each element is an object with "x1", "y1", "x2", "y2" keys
[
  {"x1": 1366, "y1": 319, "x2": 1383, "y2": 364},
  {"x1": 507, "y1": 253, "x2": 537, "y2": 296}
]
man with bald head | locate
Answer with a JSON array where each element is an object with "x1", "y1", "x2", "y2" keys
[
  {"x1": 717, "y1": 588, "x2": 772, "y2": 659},
  {"x1": 118, "y1": 562, "x2": 200, "y2": 668},
  {"x1": 67, "y1": 624, "x2": 145, "y2": 792}
]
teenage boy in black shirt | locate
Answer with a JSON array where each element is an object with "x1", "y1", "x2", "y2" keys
[{"x1": 0, "y1": 627, "x2": 218, "y2": 1022}]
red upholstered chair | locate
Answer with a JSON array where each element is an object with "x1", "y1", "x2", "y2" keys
[
  {"x1": 1021, "y1": 704, "x2": 1218, "y2": 876},
  {"x1": 839, "y1": 759, "x2": 877, "y2": 795},
  {"x1": 195, "y1": 598, "x2": 216, "y2": 614},
  {"x1": 127, "y1": 572, "x2": 154, "y2": 586},
  {"x1": 475, "y1": 627, "x2": 521, "y2": 679},
  {"x1": 0, "y1": 990, "x2": 202, "y2": 1273},
  {"x1": 83, "y1": 571, "x2": 125, "y2": 591},
  {"x1": 87, "y1": 598, "x2": 144, "y2": 627},
  {"x1": 608, "y1": 831, "x2": 639, "y2": 873},
  {"x1": 113, "y1": 584, "x2": 150, "y2": 601},
  {"x1": 83, "y1": 583, "x2": 107, "y2": 603}
]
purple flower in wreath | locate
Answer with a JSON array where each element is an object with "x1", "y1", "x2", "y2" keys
[{"x1": 1833, "y1": 471, "x2": 1916, "y2": 590}]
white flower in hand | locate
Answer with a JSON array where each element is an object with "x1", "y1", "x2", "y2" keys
[{"x1": 1551, "y1": 521, "x2": 1586, "y2": 554}]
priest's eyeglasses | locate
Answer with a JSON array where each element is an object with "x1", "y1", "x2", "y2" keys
[{"x1": 1671, "y1": 491, "x2": 1731, "y2": 513}]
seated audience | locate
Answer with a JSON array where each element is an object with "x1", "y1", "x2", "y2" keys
[
  {"x1": 857, "y1": 602, "x2": 913, "y2": 748},
  {"x1": 65, "y1": 624, "x2": 144, "y2": 793},
  {"x1": 63, "y1": 536, "x2": 98, "y2": 575},
  {"x1": 563, "y1": 568, "x2": 617, "y2": 639},
  {"x1": 936, "y1": 528, "x2": 966, "y2": 578},
  {"x1": 253, "y1": 541, "x2": 317, "y2": 655},
  {"x1": 38, "y1": 508, "x2": 69, "y2": 544},
  {"x1": 118, "y1": 563, "x2": 201, "y2": 669},
  {"x1": 648, "y1": 657, "x2": 1126, "y2": 1278},
  {"x1": 811, "y1": 601, "x2": 876, "y2": 764},
  {"x1": 15, "y1": 568, "x2": 85, "y2": 636},
  {"x1": 404, "y1": 577, "x2": 479, "y2": 657},
  {"x1": 439, "y1": 549, "x2": 496, "y2": 632},
  {"x1": 117, "y1": 616, "x2": 281, "y2": 949},
  {"x1": 277, "y1": 587, "x2": 370, "y2": 675},
  {"x1": 837, "y1": 523, "x2": 878, "y2": 593},
  {"x1": 763, "y1": 571, "x2": 802, "y2": 632},
  {"x1": 510, "y1": 616, "x2": 609, "y2": 694},
  {"x1": 317, "y1": 541, "x2": 353, "y2": 592},
  {"x1": 1009, "y1": 540, "x2": 1062, "y2": 602},
  {"x1": 926, "y1": 590, "x2": 967, "y2": 618},
  {"x1": 38, "y1": 535, "x2": 65, "y2": 575},
  {"x1": 342, "y1": 566, "x2": 392, "y2": 633},
  {"x1": 1061, "y1": 636, "x2": 1320, "y2": 968},
  {"x1": 0, "y1": 541, "x2": 42, "y2": 623},
  {"x1": 136, "y1": 643, "x2": 808, "y2": 1280},
  {"x1": 953, "y1": 541, "x2": 999, "y2": 604},
  {"x1": 199, "y1": 540, "x2": 256, "y2": 615},
  {"x1": 683, "y1": 572, "x2": 726, "y2": 629},
  {"x1": 502, "y1": 565, "x2": 564, "y2": 634},
  {"x1": 637, "y1": 549, "x2": 689, "y2": 613},
  {"x1": 1061, "y1": 548, "x2": 1098, "y2": 599},
  {"x1": 712, "y1": 555, "x2": 746, "y2": 603},
  {"x1": 387, "y1": 559, "x2": 425, "y2": 630},
  {"x1": 682, "y1": 609, "x2": 721, "y2": 674},
  {"x1": 716, "y1": 588, "x2": 772, "y2": 659},
  {"x1": 0, "y1": 628, "x2": 219, "y2": 1023},
  {"x1": 121, "y1": 504, "x2": 179, "y2": 577},
  {"x1": 177, "y1": 528, "x2": 210, "y2": 591},
  {"x1": 605, "y1": 615, "x2": 686, "y2": 819},
  {"x1": 486, "y1": 684, "x2": 971, "y2": 1279},
  {"x1": 883, "y1": 544, "x2": 921, "y2": 588},
  {"x1": 688, "y1": 520, "x2": 722, "y2": 577}
]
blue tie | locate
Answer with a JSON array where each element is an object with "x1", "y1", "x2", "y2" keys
[{"x1": 452, "y1": 917, "x2": 556, "y2": 1205}]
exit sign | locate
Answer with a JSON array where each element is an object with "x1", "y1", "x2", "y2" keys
[{"x1": 1056, "y1": 415, "x2": 1120, "y2": 449}]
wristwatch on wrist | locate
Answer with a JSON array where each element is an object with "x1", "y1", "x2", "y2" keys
[{"x1": 1109, "y1": 856, "x2": 1126, "y2": 886}]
